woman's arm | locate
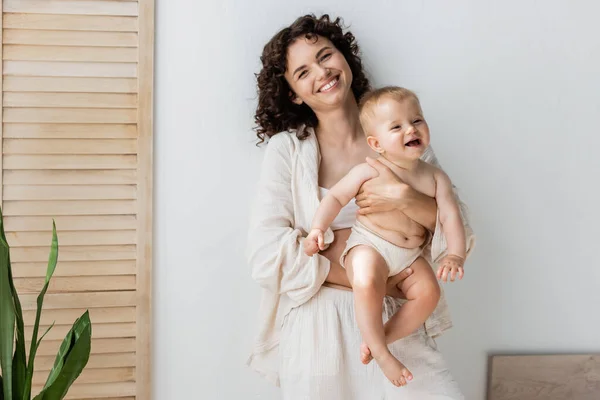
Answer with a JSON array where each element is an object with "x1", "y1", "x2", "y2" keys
[
  {"x1": 400, "y1": 189, "x2": 437, "y2": 232},
  {"x1": 246, "y1": 135, "x2": 330, "y2": 304}
]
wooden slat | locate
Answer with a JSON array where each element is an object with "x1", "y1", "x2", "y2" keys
[
  {"x1": 3, "y1": 139, "x2": 137, "y2": 154},
  {"x1": 71, "y1": 398, "x2": 134, "y2": 400},
  {"x1": 67, "y1": 397, "x2": 134, "y2": 400},
  {"x1": 63, "y1": 397, "x2": 135, "y2": 400},
  {"x1": 3, "y1": 29, "x2": 138, "y2": 47},
  {"x1": 4, "y1": 60, "x2": 137, "y2": 78},
  {"x1": 4, "y1": 108, "x2": 137, "y2": 123},
  {"x1": 3, "y1": 123, "x2": 137, "y2": 139},
  {"x1": 12, "y1": 260, "x2": 137, "y2": 278},
  {"x1": 32, "y1": 382, "x2": 136, "y2": 399},
  {"x1": 4, "y1": 77, "x2": 137, "y2": 93},
  {"x1": 4, "y1": 215, "x2": 137, "y2": 231},
  {"x1": 489, "y1": 354, "x2": 600, "y2": 400},
  {"x1": 3, "y1": 154, "x2": 137, "y2": 169},
  {"x1": 4, "y1": 1, "x2": 139, "y2": 17},
  {"x1": 137, "y1": 1, "x2": 154, "y2": 397},
  {"x1": 4, "y1": 45, "x2": 138, "y2": 62},
  {"x1": 4, "y1": 93, "x2": 136, "y2": 110},
  {"x1": 11, "y1": 245, "x2": 137, "y2": 262},
  {"x1": 32, "y1": 366, "x2": 135, "y2": 385},
  {"x1": 4, "y1": 185, "x2": 136, "y2": 200},
  {"x1": 4, "y1": 92, "x2": 137, "y2": 109},
  {"x1": 20, "y1": 291, "x2": 136, "y2": 310},
  {"x1": 15, "y1": 275, "x2": 136, "y2": 293},
  {"x1": 8, "y1": 229, "x2": 136, "y2": 246},
  {"x1": 4, "y1": 170, "x2": 137, "y2": 186},
  {"x1": 3, "y1": 199, "x2": 136, "y2": 216},
  {"x1": 26, "y1": 322, "x2": 136, "y2": 341},
  {"x1": 35, "y1": 352, "x2": 136, "y2": 371},
  {"x1": 23, "y1": 307, "x2": 136, "y2": 326},
  {"x1": 61, "y1": 382, "x2": 136, "y2": 399},
  {"x1": 3, "y1": 14, "x2": 138, "y2": 32}
]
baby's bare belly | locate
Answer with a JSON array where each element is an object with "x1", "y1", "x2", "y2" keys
[{"x1": 357, "y1": 210, "x2": 427, "y2": 249}]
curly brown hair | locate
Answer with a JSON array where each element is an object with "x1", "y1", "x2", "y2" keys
[{"x1": 254, "y1": 14, "x2": 371, "y2": 144}]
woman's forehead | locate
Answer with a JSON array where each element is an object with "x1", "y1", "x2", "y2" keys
[{"x1": 287, "y1": 35, "x2": 334, "y2": 64}]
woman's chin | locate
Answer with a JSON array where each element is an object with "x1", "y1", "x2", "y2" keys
[{"x1": 318, "y1": 91, "x2": 352, "y2": 110}]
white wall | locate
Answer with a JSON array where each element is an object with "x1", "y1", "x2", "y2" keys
[{"x1": 154, "y1": 1, "x2": 600, "y2": 398}]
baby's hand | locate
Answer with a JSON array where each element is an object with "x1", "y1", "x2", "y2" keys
[
  {"x1": 436, "y1": 254, "x2": 465, "y2": 283},
  {"x1": 304, "y1": 229, "x2": 325, "y2": 257}
]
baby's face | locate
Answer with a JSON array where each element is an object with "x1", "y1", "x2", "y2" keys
[{"x1": 365, "y1": 96, "x2": 430, "y2": 161}]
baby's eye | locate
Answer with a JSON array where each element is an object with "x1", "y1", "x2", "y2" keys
[
  {"x1": 391, "y1": 125, "x2": 401, "y2": 130},
  {"x1": 413, "y1": 119, "x2": 423, "y2": 124}
]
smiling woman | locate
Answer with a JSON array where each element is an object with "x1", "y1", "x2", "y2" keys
[
  {"x1": 285, "y1": 39, "x2": 350, "y2": 107},
  {"x1": 254, "y1": 16, "x2": 370, "y2": 144}
]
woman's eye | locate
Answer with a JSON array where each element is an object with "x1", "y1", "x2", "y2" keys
[
  {"x1": 299, "y1": 71, "x2": 308, "y2": 79},
  {"x1": 320, "y1": 53, "x2": 331, "y2": 61}
]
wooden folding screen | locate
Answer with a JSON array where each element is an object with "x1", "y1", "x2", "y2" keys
[{"x1": 2, "y1": 1, "x2": 154, "y2": 398}]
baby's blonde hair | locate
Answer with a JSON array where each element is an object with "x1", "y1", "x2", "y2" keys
[{"x1": 358, "y1": 86, "x2": 422, "y2": 134}]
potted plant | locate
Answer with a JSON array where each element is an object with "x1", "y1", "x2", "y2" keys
[{"x1": 0, "y1": 207, "x2": 92, "y2": 400}]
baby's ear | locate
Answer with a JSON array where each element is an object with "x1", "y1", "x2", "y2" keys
[
  {"x1": 366, "y1": 136, "x2": 384, "y2": 154},
  {"x1": 289, "y1": 91, "x2": 303, "y2": 105}
]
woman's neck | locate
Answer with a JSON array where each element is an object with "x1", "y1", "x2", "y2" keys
[{"x1": 314, "y1": 95, "x2": 362, "y2": 147}]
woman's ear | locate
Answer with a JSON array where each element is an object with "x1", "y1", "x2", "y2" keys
[
  {"x1": 366, "y1": 136, "x2": 384, "y2": 154},
  {"x1": 289, "y1": 91, "x2": 303, "y2": 105}
]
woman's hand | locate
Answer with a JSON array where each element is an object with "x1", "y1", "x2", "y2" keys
[
  {"x1": 356, "y1": 157, "x2": 437, "y2": 231},
  {"x1": 355, "y1": 157, "x2": 417, "y2": 214}
]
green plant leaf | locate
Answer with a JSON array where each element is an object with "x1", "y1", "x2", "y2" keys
[
  {"x1": 33, "y1": 312, "x2": 91, "y2": 400},
  {"x1": 23, "y1": 222, "x2": 58, "y2": 400},
  {"x1": 0, "y1": 209, "x2": 27, "y2": 400},
  {"x1": 0, "y1": 207, "x2": 15, "y2": 400},
  {"x1": 1, "y1": 374, "x2": 5, "y2": 400},
  {"x1": 43, "y1": 221, "x2": 58, "y2": 285}
]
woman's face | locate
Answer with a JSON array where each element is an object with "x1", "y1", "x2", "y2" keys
[{"x1": 284, "y1": 35, "x2": 354, "y2": 113}]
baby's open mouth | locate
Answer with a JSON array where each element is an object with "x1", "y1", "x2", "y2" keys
[{"x1": 405, "y1": 139, "x2": 421, "y2": 147}]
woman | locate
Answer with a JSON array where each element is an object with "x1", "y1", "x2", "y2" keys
[{"x1": 247, "y1": 14, "x2": 475, "y2": 399}]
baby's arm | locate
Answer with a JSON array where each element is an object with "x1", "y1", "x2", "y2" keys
[
  {"x1": 433, "y1": 168, "x2": 467, "y2": 280},
  {"x1": 304, "y1": 163, "x2": 378, "y2": 256}
]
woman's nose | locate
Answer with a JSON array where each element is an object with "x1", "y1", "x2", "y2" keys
[{"x1": 317, "y1": 66, "x2": 331, "y2": 80}]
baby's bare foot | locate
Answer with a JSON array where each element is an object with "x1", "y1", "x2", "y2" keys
[
  {"x1": 360, "y1": 342, "x2": 373, "y2": 365},
  {"x1": 374, "y1": 352, "x2": 413, "y2": 387}
]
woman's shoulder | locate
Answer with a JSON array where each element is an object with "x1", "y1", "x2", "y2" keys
[
  {"x1": 266, "y1": 130, "x2": 295, "y2": 148},
  {"x1": 265, "y1": 126, "x2": 312, "y2": 154}
]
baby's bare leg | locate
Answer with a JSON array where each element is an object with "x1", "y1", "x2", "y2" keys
[
  {"x1": 384, "y1": 257, "x2": 441, "y2": 344},
  {"x1": 346, "y1": 245, "x2": 413, "y2": 387}
]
